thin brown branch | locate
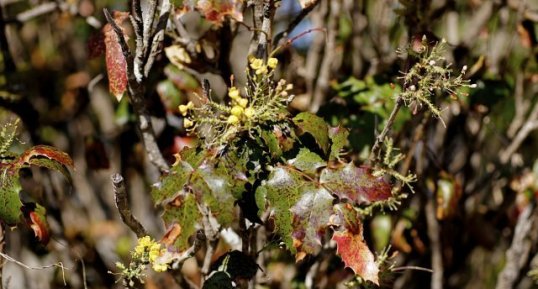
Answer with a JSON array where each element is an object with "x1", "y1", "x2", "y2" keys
[
  {"x1": 273, "y1": 0, "x2": 322, "y2": 46},
  {"x1": 103, "y1": 8, "x2": 170, "y2": 173},
  {"x1": 0, "y1": 251, "x2": 69, "y2": 286},
  {"x1": 111, "y1": 173, "x2": 148, "y2": 238},
  {"x1": 369, "y1": 96, "x2": 404, "y2": 164},
  {"x1": 496, "y1": 202, "x2": 538, "y2": 289},
  {"x1": 256, "y1": 0, "x2": 276, "y2": 58}
]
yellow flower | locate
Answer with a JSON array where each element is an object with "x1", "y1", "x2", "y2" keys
[
  {"x1": 228, "y1": 87, "x2": 240, "y2": 99},
  {"x1": 231, "y1": 106, "x2": 244, "y2": 117},
  {"x1": 227, "y1": 115, "x2": 240, "y2": 125},
  {"x1": 267, "y1": 58, "x2": 278, "y2": 69},
  {"x1": 255, "y1": 66, "x2": 268, "y2": 75},
  {"x1": 179, "y1": 105, "x2": 189, "y2": 116},
  {"x1": 153, "y1": 262, "x2": 168, "y2": 272},
  {"x1": 250, "y1": 58, "x2": 263, "y2": 70},
  {"x1": 237, "y1": 98, "x2": 248, "y2": 108},
  {"x1": 134, "y1": 236, "x2": 151, "y2": 257},
  {"x1": 244, "y1": 107, "x2": 254, "y2": 118},
  {"x1": 148, "y1": 243, "x2": 162, "y2": 263},
  {"x1": 184, "y1": 119, "x2": 194, "y2": 128}
]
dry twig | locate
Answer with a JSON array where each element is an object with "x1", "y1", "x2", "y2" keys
[{"x1": 111, "y1": 173, "x2": 148, "y2": 238}]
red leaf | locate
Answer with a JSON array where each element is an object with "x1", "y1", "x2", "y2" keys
[
  {"x1": 18, "y1": 145, "x2": 74, "y2": 169},
  {"x1": 195, "y1": 0, "x2": 243, "y2": 26},
  {"x1": 103, "y1": 11, "x2": 130, "y2": 101},
  {"x1": 320, "y1": 163, "x2": 391, "y2": 205},
  {"x1": 22, "y1": 203, "x2": 50, "y2": 245},
  {"x1": 333, "y1": 228, "x2": 379, "y2": 285}
]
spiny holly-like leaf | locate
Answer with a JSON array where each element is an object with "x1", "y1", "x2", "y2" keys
[
  {"x1": 320, "y1": 163, "x2": 391, "y2": 205},
  {"x1": 330, "y1": 203, "x2": 362, "y2": 234},
  {"x1": 257, "y1": 167, "x2": 304, "y2": 252},
  {"x1": 162, "y1": 193, "x2": 201, "y2": 251},
  {"x1": 290, "y1": 185, "x2": 333, "y2": 255},
  {"x1": 191, "y1": 163, "x2": 237, "y2": 227},
  {"x1": 103, "y1": 11, "x2": 129, "y2": 101},
  {"x1": 260, "y1": 129, "x2": 282, "y2": 158},
  {"x1": 293, "y1": 112, "x2": 329, "y2": 154},
  {"x1": 22, "y1": 203, "x2": 50, "y2": 244},
  {"x1": 288, "y1": 148, "x2": 326, "y2": 176},
  {"x1": 333, "y1": 228, "x2": 380, "y2": 285},
  {"x1": 152, "y1": 160, "x2": 194, "y2": 204},
  {"x1": 0, "y1": 172, "x2": 24, "y2": 225},
  {"x1": 17, "y1": 145, "x2": 74, "y2": 172},
  {"x1": 328, "y1": 126, "x2": 349, "y2": 161}
]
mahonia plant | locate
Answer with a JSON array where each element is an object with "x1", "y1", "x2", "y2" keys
[
  {"x1": 149, "y1": 56, "x2": 401, "y2": 286},
  {"x1": 0, "y1": 119, "x2": 73, "y2": 244}
]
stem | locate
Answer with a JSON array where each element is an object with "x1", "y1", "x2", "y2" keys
[
  {"x1": 111, "y1": 173, "x2": 148, "y2": 238},
  {"x1": 369, "y1": 96, "x2": 404, "y2": 164}
]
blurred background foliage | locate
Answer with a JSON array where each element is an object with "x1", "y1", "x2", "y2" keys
[{"x1": 1, "y1": 0, "x2": 538, "y2": 288}]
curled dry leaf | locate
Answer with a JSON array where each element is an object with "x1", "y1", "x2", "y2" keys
[{"x1": 103, "y1": 11, "x2": 130, "y2": 101}]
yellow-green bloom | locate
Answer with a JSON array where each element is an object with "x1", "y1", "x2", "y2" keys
[
  {"x1": 152, "y1": 262, "x2": 168, "y2": 272},
  {"x1": 227, "y1": 115, "x2": 240, "y2": 125},
  {"x1": 250, "y1": 58, "x2": 263, "y2": 70},
  {"x1": 267, "y1": 58, "x2": 278, "y2": 69},
  {"x1": 228, "y1": 87, "x2": 240, "y2": 99},
  {"x1": 244, "y1": 107, "x2": 255, "y2": 118},
  {"x1": 231, "y1": 106, "x2": 244, "y2": 117},
  {"x1": 184, "y1": 119, "x2": 194, "y2": 128},
  {"x1": 237, "y1": 98, "x2": 248, "y2": 108}
]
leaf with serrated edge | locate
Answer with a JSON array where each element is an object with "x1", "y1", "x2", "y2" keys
[
  {"x1": 288, "y1": 148, "x2": 326, "y2": 176},
  {"x1": 320, "y1": 163, "x2": 391, "y2": 205},
  {"x1": 152, "y1": 160, "x2": 194, "y2": 204},
  {"x1": 333, "y1": 228, "x2": 379, "y2": 285},
  {"x1": 293, "y1": 112, "x2": 329, "y2": 154},
  {"x1": 162, "y1": 193, "x2": 201, "y2": 251},
  {"x1": 0, "y1": 172, "x2": 24, "y2": 225},
  {"x1": 259, "y1": 167, "x2": 303, "y2": 252},
  {"x1": 17, "y1": 145, "x2": 74, "y2": 171},
  {"x1": 328, "y1": 126, "x2": 349, "y2": 161},
  {"x1": 291, "y1": 185, "x2": 333, "y2": 254}
]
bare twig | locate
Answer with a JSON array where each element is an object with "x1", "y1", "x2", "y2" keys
[
  {"x1": 111, "y1": 173, "x2": 148, "y2": 238},
  {"x1": 500, "y1": 96, "x2": 538, "y2": 164},
  {"x1": 103, "y1": 8, "x2": 170, "y2": 173},
  {"x1": 272, "y1": 0, "x2": 322, "y2": 46},
  {"x1": 426, "y1": 198, "x2": 443, "y2": 289},
  {"x1": 0, "y1": 251, "x2": 69, "y2": 286},
  {"x1": 256, "y1": 0, "x2": 276, "y2": 58},
  {"x1": 369, "y1": 96, "x2": 404, "y2": 164},
  {"x1": 496, "y1": 202, "x2": 538, "y2": 289}
]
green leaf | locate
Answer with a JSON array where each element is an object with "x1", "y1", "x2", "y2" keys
[
  {"x1": 290, "y1": 185, "x2": 333, "y2": 254},
  {"x1": 191, "y1": 164, "x2": 237, "y2": 227},
  {"x1": 152, "y1": 160, "x2": 194, "y2": 204},
  {"x1": 293, "y1": 112, "x2": 329, "y2": 154},
  {"x1": 202, "y1": 272, "x2": 234, "y2": 289},
  {"x1": 161, "y1": 193, "x2": 201, "y2": 251},
  {"x1": 260, "y1": 129, "x2": 282, "y2": 158},
  {"x1": 320, "y1": 163, "x2": 391, "y2": 205},
  {"x1": 28, "y1": 158, "x2": 72, "y2": 183},
  {"x1": 258, "y1": 167, "x2": 304, "y2": 252},
  {"x1": 328, "y1": 126, "x2": 349, "y2": 161},
  {"x1": 0, "y1": 172, "x2": 23, "y2": 225},
  {"x1": 288, "y1": 148, "x2": 326, "y2": 176}
]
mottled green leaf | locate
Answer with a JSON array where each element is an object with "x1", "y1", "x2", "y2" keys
[
  {"x1": 260, "y1": 129, "x2": 282, "y2": 158},
  {"x1": 258, "y1": 167, "x2": 304, "y2": 252},
  {"x1": 152, "y1": 160, "x2": 194, "y2": 204},
  {"x1": 293, "y1": 112, "x2": 329, "y2": 154},
  {"x1": 288, "y1": 148, "x2": 326, "y2": 176},
  {"x1": 320, "y1": 163, "x2": 391, "y2": 205},
  {"x1": 0, "y1": 171, "x2": 23, "y2": 225},
  {"x1": 290, "y1": 185, "x2": 333, "y2": 254},
  {"x1": 162, "y1": 193, "x2": 201, "y2": 251},
  {"x1": 328, "y1": 126, "x2": 349, "y2": 161},
  {"x1": 191, "y1": 163, "x2": 236, "y2": 226}
]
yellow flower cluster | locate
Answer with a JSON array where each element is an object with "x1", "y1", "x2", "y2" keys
[
  {"x1": 249, "y1": 57, "x2": 278, "y2": 75},
  {"x1": 132, "y1": 236, "x2": 169, "y2": 272},
  {"x1": 227, "y1": 86, "x2": 254, "y2": 125},
  {"x1": 179, "y1": 101, "x2": 195, "y2": 128}
]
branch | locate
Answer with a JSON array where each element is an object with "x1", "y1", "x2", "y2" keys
[
  {"x1": 272, "y1": 0, "x2": 321, "y2": 46},
  {"x1": 369, "y1": 96, "x2": 404, "y2": 164},
  {"x1": 426, "y1": 198, "x2": 443, "y2": 289},
  {"x1": 0, "y1": 251, "x2": 69, "y2": 286},
  {"x1": 256, "y1": 0, "x2": 276, "y2": 58},
  {"x1": 103, "y1": 8, "x2": 170, "y2": 173},
  {"x1": 500, "y1": 96, "x2": 538, "y2": 164},
  {"x1": 111, "y1": 173, "x2": 148, "y2": 238},
  {"x1": 496, "y1": 202, "x2": 538, "y2": 289}
]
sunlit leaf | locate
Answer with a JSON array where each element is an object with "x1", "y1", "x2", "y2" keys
[
  {"x1": 328, "y1": 126, "x2": 349, "y2": 161},
  {"x1": 103, "y1": 11, "x2": 129, "y2": 101},
  {"x1": 152, "y1": 160, "x2": 194, "y2": 204},
  {"x1": 290, "y1": 185, "x2": 333, "y2": 255},
  {"x1": 288, "y1": 148, "x2": 325, "y2": 176},
  {"x1": 320, "y1": 163, "x2": 391, "y2": 205},
  {"x1": 0, "y1": 172, "x2": 24, "y2": 225},
  {"x1": 333, "y1": 228, "x2": 379, "y2": 285},
  {"x1": 162, "y1": 193, "x2": 201, "y2": 251},
  {"x1": 293, "y1": 112, "x2": 329, "y2": 154}
]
